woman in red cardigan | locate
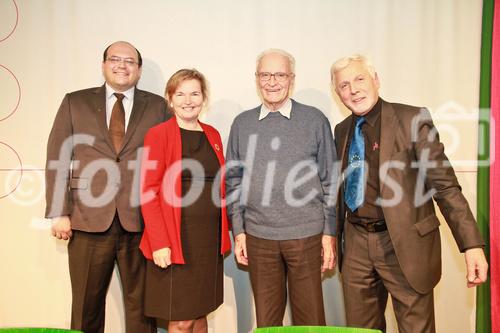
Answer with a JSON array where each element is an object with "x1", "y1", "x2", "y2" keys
[{"x1": 139, "y1": 69, "x2": 231, "y2": 333}]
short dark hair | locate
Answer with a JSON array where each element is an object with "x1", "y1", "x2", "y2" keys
[{"x1": 103, "y1": 41, "x2": 143, "y2": 67}]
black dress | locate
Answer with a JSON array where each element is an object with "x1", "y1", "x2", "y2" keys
[{"x1": 144, "y1": 128, "x2": 223, "y2": 321}]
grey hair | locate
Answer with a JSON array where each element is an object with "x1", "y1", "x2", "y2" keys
[
  {"x1": 256, "y1": 48, "x2": 296, "y2": 73},
  {"x1": 330, "y1": 54, "x2": 376, "y2": 84}
]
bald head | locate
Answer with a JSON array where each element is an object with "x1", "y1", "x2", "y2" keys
[{"x1": 103, "y1": 41, "x2": 142, "y2": 67}]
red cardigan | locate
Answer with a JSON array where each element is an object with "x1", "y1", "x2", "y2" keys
[{"x1": 139, "y1": 118, "x2": 231, "y2": 264}]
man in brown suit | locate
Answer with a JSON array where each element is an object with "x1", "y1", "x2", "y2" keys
[
  {"x1": 330, "y1": 54, "x2": 488, "y2": 332},
  {"x1": 45, "y1": 41, "x2": 168, "y2": 333}
]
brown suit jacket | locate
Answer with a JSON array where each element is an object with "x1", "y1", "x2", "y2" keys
[
  {"x1": 334, "y1": 98, "x2": 484, "y2": 294},
  {"x1": 45, "y1": 85, "x2": 168, "y2": 232}
]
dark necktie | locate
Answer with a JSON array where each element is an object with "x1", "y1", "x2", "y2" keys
[
  {"x1": 345, "y1": 116, "x2": 366, "y2": 211},
  {"x1": 109, "y1": 93, "x2": 125, "y2": 153}
]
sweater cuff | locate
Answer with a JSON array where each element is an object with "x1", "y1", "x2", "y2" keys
[
  {"x1": 230, "y1": 215, "x2": 245, "y2": 238},
  {"x1": 322, "y1": 216, "x2": 337, "y2": 236}
]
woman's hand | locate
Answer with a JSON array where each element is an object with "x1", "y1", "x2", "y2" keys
[{"x1": 153, "y1": 247, "x2": 172, "y2": 268}]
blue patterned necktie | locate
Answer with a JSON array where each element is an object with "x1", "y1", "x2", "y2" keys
[{"x1": 345, "y1": 116, "x2": 366, "y2": 211}]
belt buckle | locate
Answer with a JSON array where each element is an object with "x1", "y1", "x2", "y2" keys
[{"x1": 365, "y1": 223, "x2": 376, "y2": 232}]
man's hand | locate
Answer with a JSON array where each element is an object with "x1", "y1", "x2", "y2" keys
[
  {"x1": 153, "y1": 247, "x2": 172, "y2": 268},
  {"x1": 234, "y1": 233, "x2": 248, "y2": 266},
  {"x1": 321, "y1": 235, "x2": 336, "y2": 272},
  {"x1": 465, "y1": 248, "x2": 488, "y2": 288},
  {"x1": 51, "y1": 216, "x2": 72, "y2": 240}
]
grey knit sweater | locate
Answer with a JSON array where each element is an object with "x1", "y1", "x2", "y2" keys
[{"x1": 225, "y1": 99, "x2": 338, "y2": 240}]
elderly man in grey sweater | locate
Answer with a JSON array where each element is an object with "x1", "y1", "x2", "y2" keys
[{"x1": 226, "y1": 49, "x2": 338, "y2": 328}]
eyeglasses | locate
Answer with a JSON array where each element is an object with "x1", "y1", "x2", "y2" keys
[
  {"x1": 106, "y1": 56, "x2": 138, "y2": 66},
  {"x1": 256, "y1": 72, "x2": 294, "y2": 82}
]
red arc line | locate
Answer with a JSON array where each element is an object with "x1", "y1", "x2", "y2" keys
[
  {"x1": 0, "y1": 0, "x2": 19, "y2": 43},
  {"x1": 0, "y1": 64, "x2": 21, "y2": 121},
  {"x1": 0, "y1": 141, "x2": 23, "y2": 199}
]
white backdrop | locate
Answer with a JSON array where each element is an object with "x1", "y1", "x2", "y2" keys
[{"x1": 0, "y1": 1, "x2": 484, "y2": 332}]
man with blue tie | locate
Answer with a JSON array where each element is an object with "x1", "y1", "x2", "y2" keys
[{"x1": 331, "y1": 54, "x2": 488, "y2": 332}]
